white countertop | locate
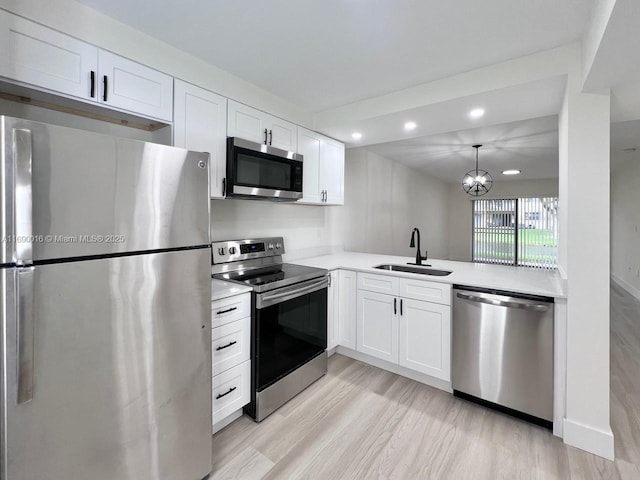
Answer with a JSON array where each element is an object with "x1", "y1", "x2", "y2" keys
[
  {"x1": 292, "y1": 252, "x2": 566, "y2": 298},
  {"x1": 211, "y1": 278, "x2": 252, "y2": 301}
]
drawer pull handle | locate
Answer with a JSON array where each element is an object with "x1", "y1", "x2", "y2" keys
[
  {"x1": 216, "y1": 386, "x2": 237, "y2": 399},
  {"x1": 216, "y1": 341, "x2": 237, "y2": 351},
  {"x1": 216, "y1": 307, "x2": 237, "y2": 315}
]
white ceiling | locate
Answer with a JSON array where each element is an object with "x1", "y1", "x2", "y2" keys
[
  {"x1": 327, "y1": 76, "x2": 567, "y2": 147},
  {"x1": 366, "y1": 116, "x2": 559, "y2": 184},
  {"x1": 75, "y1": 0, "x2": 595, "y2": 112}
]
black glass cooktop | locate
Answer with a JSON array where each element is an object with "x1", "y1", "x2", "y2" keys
[{"x1": 219, "y1": 263, "x2": 328, "y2": 293}]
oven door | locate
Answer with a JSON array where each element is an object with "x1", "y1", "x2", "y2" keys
[
  {"x1": 254, "y1": 276, "x2": 328, "y2": 392},
  {"x1": 226, "y1": 137, "x2": 303, "y2": 200}
]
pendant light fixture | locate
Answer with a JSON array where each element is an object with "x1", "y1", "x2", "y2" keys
[{"x1": 462, "y1": 144, "x2": 493, "y2": 196}]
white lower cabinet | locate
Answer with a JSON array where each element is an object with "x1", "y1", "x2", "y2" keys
[
  {"x1": 356, "y1": 290, "x2": 399, "y2": 363},
  {"x1": 212, "y1": 316, "x2": 250, "y2": 375},
  {"x1": 355, "y1": 272, "x2": 452, "y2": 383},
  {"x1": 327, "y1": 270, "x2": 340, "y2": 350},
  {"x1": 212, "y1": 360, "x2": 250, "y2": 425},
  {"x1": 338, "y1": 270, "x2": 357, "y2": 350},
  {"x1": 398, "y1": 298, "x2": 451, "y2": 380},
  {"x1": 211, "y1": 292, "x2": 251, "y2": 431}
]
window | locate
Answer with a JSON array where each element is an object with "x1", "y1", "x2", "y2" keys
[{"x1": 472, "y1": 197, "x2": 558, "y2": 269}]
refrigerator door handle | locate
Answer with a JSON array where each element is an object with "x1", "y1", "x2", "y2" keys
[
  {"x1": 16, "y1": 266, "x2": 36, "y2": 404},
  {"x1": 13, "y1": 128, "x2": 34, "y2": 266}
]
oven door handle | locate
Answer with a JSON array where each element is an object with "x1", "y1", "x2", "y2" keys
[{"x1": 256, "y1": 276, "x2": 328, "y2": 309}]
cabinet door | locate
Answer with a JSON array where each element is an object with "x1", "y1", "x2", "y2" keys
[
  {"x1": 399, "y1": 298, "x2": 451, "y2": 380},
  {"x1": 320, "y1": 137, "x2": 345, "y2": 205},
  {"x1": 174, "y1": 80, "x2": 228, "y2": 198},
  {"x1": 297, "y1": 127, "x2": 322, "y2": 204},
  {"x1": 227, "y1": 100, "x2": 268, "y2": 144},
  {"x1": 98, "y1": 49, "x2": 173, "y2": 122},
  {"x1": 0, "y1": 10, "x2": 97, "y2": 101},
  {"x1": 356, "y1": 290, "x2": 398, "y2": 363},
  {"x1": 338, "y1": 270, "x2": 357, "y2": 350},
  {"x1": 267, "y1": 115, "x2": 297, "y2": 152},
  {"x1": 327, "y1": 271, "x2": 340, "y2": 350}
]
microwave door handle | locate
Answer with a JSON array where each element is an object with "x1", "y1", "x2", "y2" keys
[
  {"x1": 13, "y1": 129, "x2": 34, "y2": 266},
  {"x1": 256, "y1": 277, "x2": 328, "y2": 309}
]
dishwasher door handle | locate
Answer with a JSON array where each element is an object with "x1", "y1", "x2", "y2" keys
[{"x1": 455, "y1": 292, "x2": 549, "y2": 312}]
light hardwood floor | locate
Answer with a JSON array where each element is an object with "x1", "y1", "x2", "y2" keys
[{"x1": 212, "y1": 284, "x2": 640, "y2": 479}]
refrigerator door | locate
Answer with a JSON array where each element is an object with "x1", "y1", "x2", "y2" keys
[
  {"x1": 2, "y1": 248, "x2": 212, "y2": 480},
  {"x1": 0, "y1": 116, "x2": 210, "y2": 265}
]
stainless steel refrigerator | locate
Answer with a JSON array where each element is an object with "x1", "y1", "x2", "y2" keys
[{"x1": 0, "y1": 116, "x2": 213, "y2": 480}]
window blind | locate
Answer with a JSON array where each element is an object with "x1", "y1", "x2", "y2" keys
[{"x1": 472, "y1": 197, "x2": 558, "y2": 269}]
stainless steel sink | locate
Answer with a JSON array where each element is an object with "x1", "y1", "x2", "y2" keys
[{"x1": 373, "y1": 264, "x2": 453, "y2": 276}]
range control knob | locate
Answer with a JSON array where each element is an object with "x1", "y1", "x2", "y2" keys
[
  {"x1": 267, "y1": 243, "x2": 274, "y2": 250},
  {"x1": 229, "y1": 246, "x2": 237, "y2": 254},
  {"x1": 275, "y1": 242, "x2": 282, "y2": 249},
  {"x1": 217, "y1": 247, "x2": 225, "y2": 255}
]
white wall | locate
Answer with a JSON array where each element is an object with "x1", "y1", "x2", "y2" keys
[
  {"x1": 611, "y1": 151, "x2": 640, "y2": 299},
  {"x1": 447, "y1": 178, "x2": 559, "y2": 261},
  {"x1": 331, "y1": 148, "x2": 450, "y2": 258},
  {"x1": 0, "y1": 0, "x2": 312, "y2": 127},
  {"x1": 210, "y1": 200, "x2": 342, "y2": 261}
]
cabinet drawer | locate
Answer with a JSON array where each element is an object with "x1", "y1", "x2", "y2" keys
[
  {"x1": 357, "y1": 272, "x2": 399, "y2": 295},
  {"x1": 212, "y1": 316, "x2": 250, "y2": 375},
  {"x1": 212, "y1": 360, "x2": 251, "y2": 423},
  {"x1": 399, "y1": 278, "x2": 451, "y2": 305},
  {"x1": 212, "y1": 293, "x2": 251, "y2": 328}
]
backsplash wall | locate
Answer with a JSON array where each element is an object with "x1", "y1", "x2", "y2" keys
[{"x1": 210, "y1": 199, "x2": 343, "y2": 260}]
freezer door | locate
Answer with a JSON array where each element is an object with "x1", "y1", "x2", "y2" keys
[
  {"x1": 0, "y1": 116, "x2": 210, "y2": 264},
  {"x1": 2, "y1": 248, "x2": 212, "y2": 480}
]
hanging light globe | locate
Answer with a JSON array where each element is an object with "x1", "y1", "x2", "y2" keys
[{"x1": 462, "y1": 144, "x2": 493, "y2": 196}]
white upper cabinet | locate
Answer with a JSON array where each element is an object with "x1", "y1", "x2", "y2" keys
[
  {"x1": 98, "y1": 50, "x2": 173, "y2": 122},
  {"x1": 174, "y1": 80, "x2": 228, "y2": 198},
  {"x1": 268, "y1": 116, "x2": 297, "y2": 152},
  {"x1": 227, "y1": 100, "x2": 297, "y2": 152},
  {"x1": 0, "y1": 10, "x2": 98, "y2": 101},
  {"x1": 297, "y1": 127, "x2": 345, "y2": 206},
  {"x1": 0, "y1": 10, "x2": 173, "y2": 122},
  {"x1": 227, "y1": 100, "x2": 268, "y2": 144},
  {"x1": 297, "y1": 128, "x2": 322, "y2": 204},
  {"x1": 320, "y1": 137, "x2": 345, "y2": 205}
]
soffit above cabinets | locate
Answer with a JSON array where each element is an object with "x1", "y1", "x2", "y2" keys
[{"x1": 75, "y1": 0, "x2": 596, "y2": 112}]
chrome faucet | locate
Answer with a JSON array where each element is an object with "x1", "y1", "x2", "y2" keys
[{"x1": 409, "y1": 228, "x2": 428, "y2": 266}]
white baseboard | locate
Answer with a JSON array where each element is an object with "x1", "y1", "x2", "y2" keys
[
  {"x1": 335, "y1": 346, "x2": 453, "y2": 393},
  {"x1": 611, "y1": 273, "x2": 640, "y2": 302},
  {"x1": 213, "y1": 409, "x2": 243, "y2": 435},
  {"x1": 563, "y1": 418, "x2": 615, "y2": 460}
]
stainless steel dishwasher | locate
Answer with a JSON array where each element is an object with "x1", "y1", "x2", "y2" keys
[{"x1": 452, "y1": 286, "x2": 554, "y2": 428}]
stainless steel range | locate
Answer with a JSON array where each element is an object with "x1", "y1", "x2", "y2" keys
[{"x1": 211, "y1": 237, "x2": 328, "y2": 421}]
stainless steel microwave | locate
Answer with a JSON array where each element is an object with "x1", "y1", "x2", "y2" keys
[{"x1": 226, "y1": 137, "x2": 303, "y2": 201}]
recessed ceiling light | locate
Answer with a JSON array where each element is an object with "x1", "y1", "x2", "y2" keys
[
  {"x1": 469, "y1": 108, "x2": 485, "y2": 119},
  {"x1": 502, "y1": 169, "x2": 521, "y2": 175},
  {"x1": 404, "y1": 121, "x2": 417, "y2": 131},
  {"x1": 351, "y1": 132, "x2": 362, "y2": 140}
]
